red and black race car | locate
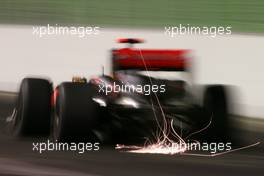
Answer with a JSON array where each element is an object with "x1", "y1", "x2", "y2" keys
[{"x1": 10, "y1": 39, "x2": 229, "y2": 143}]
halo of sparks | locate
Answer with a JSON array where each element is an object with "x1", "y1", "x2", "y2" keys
[{"x1": 115, "y1": 48, "x2": 260, "y2": 156}]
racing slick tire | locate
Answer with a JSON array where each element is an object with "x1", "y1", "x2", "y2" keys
[
  {"x1": 52, "y1": 82, "x2": 100, "y2": 142},
  {"x1": 202, "y1": 85, "x2": 229, "y2": 142},
  {"x1": 12, "y1": 78, "x2": 52, "y2": 136}
]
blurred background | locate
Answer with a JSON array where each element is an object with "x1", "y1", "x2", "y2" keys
[
  {"x1": 1, "y1": 0, "x2": 264, "y2": 118},
  {"x1": 0, "y1": 0, "x2": 264, "y2": 32},
  {"x1": 0, "y1": 0, "x2": 264, "y2": 117},
  {"x1": 0, "y1": 0, "x2": 264, "y2": 119},
  {"x1": 0, "y1": 1, "x2": 263, "y2": 176}
]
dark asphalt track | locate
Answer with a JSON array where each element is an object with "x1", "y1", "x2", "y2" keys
[{"x1": 0, "y1": 92, "x2": 263, "y2": 176}]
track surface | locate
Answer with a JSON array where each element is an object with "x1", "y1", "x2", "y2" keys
[{"x1": 0, "y1": 92, "x2": 263, "y2": 176}]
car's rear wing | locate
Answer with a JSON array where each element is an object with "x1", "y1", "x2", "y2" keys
[{"x1": 112, "y1": 48, "x2": 190, "y2": 72}]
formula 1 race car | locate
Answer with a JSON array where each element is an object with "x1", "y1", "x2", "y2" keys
[{"x1": 10, "y1": 38, "x2": 230, "y2": 143}]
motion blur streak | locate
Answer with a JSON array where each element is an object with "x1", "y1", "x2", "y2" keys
[
  {"x1": 182, "y1": 142, "x2": 260, "y2": 157},
  {"x1": 0, "y1": 158, "x2": 97, "y2": 176}
]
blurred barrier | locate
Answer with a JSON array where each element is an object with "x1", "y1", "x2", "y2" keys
[
  {"x1": 0, "y1": 0, "x2": 264, "y2": 33},
  {"x1": 0, "y1": 25, "x2": 264, "y2": 118}
]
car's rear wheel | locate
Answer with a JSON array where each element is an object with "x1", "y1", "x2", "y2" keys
[
  {"x1": 52, "y1": 82, "x2": 100, "y2": 142},
  {"x1": 202, "y1": 85, "x2": 229, "y2": 142},
  {"x1": 12, "y1": 78, "x2": 52, "y2": 136}
]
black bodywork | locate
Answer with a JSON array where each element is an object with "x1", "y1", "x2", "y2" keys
[{"x1": 89, "y1": 72, "x2": 209, "y2": 144}]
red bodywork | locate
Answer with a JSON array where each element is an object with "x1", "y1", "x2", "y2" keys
[
  {"x1": 112, "y1": 48, "x2": 190, "y2": 71},
  {"x1": 51, "y1": 39, "x2": 191, "y2": 108},
  {"x1": 51, "y1": 87, "x2": 58, "y2": 108}
]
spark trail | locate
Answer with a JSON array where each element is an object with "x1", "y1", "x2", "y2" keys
[{"x1": 115, "y1": 48, "x2": 260, "y2": 156}]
